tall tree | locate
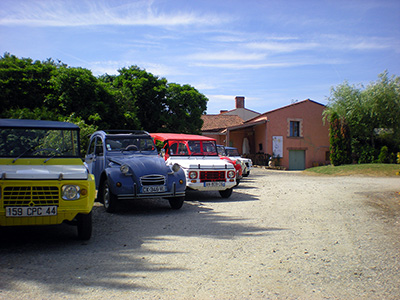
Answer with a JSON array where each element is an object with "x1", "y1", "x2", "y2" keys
[
  {"x1": 45, "y1": 66, "x2": 121, "y2": 129},
  {"x1": 324, "y1": 71, "x2": 400, "y2": 163},
  {"x1": 164, "y1": 83, "x2": 208, "y2": 133},
  {"x1": 111, "y1": 66, "x2": 167, "y2": 132},
  {"x1": 0, "y1": 53, "x2": 56, "y2": 117}
]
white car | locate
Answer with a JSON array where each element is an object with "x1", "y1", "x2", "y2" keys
[
  {"x1": 217, "y1": 145, "x2": 253, "y2": 177},
  {"x1": 151, "y1": 133, "x2": 236, "y2": 198}
]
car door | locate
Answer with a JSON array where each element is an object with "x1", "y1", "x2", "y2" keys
[{"x1": 85, "y1": 136, "x2": 105, "y2": 187}]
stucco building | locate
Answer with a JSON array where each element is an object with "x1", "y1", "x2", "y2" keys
[{"x1": 202, "y1": 98, "x2": 330, "y2": 170}]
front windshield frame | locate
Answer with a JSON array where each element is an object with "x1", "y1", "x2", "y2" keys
[
  {"x1": 105, "y1": 136, "x2": 157, "y2": 153},
  {"x1": 226, "y1": 148, "x2": 240, "y2": 156},
  {"x1": 167, "y1": 140, "x2": 218, "y2": 156},
  {"x1": 0, "y1": 127, "x2": 80, "y2": 158}
]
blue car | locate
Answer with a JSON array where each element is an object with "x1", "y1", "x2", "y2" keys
[{"x1": 85, "y1": 130, "x2": 186, "y2": 212}]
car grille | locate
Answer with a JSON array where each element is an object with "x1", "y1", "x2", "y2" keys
[
  {"x1": 2, "y1": 186, "x2": 60, "y2": 207},
  {"x1": 199, "y1": 171, "x2": 225, "y2": 182},
  {"x1": 140, "y1": 174, "x2": 166, "y2": 186}
]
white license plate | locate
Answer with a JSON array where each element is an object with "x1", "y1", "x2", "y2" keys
[
  {"x1": 204, "y1": 182, "x2": 225, "y2": 187},
  {"x1": 142, "y1": 185, "x2": 166, "y2": 193},
  {"x1": 6, "y1": 206, "x2": 58, "y2": 217}
]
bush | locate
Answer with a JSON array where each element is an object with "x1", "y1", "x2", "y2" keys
[
  {"x1": 358, "y1": 145, "x2": 376, "y2": 164},
  {"x1": 378, "y1": 146, "x2": 390, "y2": 163}
]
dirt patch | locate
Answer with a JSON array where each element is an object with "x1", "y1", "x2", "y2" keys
[{"x1": 362, "y1": 191, "x2": 400, "y2": 221}]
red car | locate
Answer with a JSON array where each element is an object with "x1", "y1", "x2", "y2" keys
[{"x1": 217, "y1": 145, "x2": 242, "y2": 185}]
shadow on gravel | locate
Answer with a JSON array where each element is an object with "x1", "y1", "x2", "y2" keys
[
  {"x1": 184, "y1": 188, "x2": 258, "y2": 202},
  {"x1": 0, "y1": 189, "x2": 283, "y2": 295}
]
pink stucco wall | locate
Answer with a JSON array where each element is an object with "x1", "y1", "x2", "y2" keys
[
  {"x1": 263, "y1": 100, "x2": 329, "y2": 169},
  {"x1": 227, "y1": 100, "x2": 330, "y2": 169}
]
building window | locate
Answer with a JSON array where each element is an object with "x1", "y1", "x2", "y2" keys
[{"x1": 290, "y1": 121, "x2": 300, "y2": 137}]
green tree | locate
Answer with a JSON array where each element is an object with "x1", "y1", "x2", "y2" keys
[
  {"x1": 60, "y1": 114, "x2": 98, "y2": 157},
  {"x1": 163, "y1": 83, "x2": 207, "y2": 133},
  {"x1": 329, "y1": 112, "x2": 345, "y2": 166},
  {"x1": 45, "y1": 66, "x2": 121, "y2": 129},
  {"x1": 0, "y1": 53, "x2": 57, "y2": 117},
  {"x1": 111, "y1": 66, "x2": 167, "y2": 132},
  {"x1": 324, "y1": 71, "x2": 400, "y2": 163},
  {"x1": 1, "y1": 54, "x2": 209, "y2": 136}
]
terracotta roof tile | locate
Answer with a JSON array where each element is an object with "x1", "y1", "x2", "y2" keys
[{"x1": 201, "y1": 114, "x2": 244, "y2": 131}]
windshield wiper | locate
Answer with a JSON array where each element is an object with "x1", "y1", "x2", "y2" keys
[{"x1": 12, "y1": 146, "x2": 34, "y2": 163}]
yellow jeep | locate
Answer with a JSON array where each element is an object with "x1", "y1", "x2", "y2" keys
[{"x1": 0, "y1": 119, "x2": 96, "y2": 240}]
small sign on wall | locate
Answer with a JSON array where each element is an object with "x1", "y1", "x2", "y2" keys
[{"x1": 272, "y1": 136, "x2": 283, "y2": 158}]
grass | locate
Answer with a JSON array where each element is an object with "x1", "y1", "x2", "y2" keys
[{"x1": 303, "y1": 163, "x2": 400, "y2": 177}]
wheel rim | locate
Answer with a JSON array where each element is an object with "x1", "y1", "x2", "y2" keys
[{"x1": 103, "y1": 182, "x2": 110, "y2": 209}]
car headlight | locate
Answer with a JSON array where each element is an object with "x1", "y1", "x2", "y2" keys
[
  {"x1": 120, "y1": 164, "x2": 130, "y2": 174},
  {"x1": 227, "y1": 170, "x2": 236, "y2": 179},
  {"x1": 62, "y1": 185, "x2": 80, "y2": 200},
  {"x1": 189, "y1": 171, "x2": 198, "y2": 179},
  {"x1": 172, "y1": 163, "x2": 181, "y2": 172}
]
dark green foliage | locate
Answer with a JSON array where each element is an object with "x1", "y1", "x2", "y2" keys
[
  {"x1": 324, "y1": 71, "x2": 400, "y2": 164},
  {"x1": 45, "y1": 66, "x2": 124, "y2": 129},
  {"x1": 154, "y1": 139, "x2": 165, "y2": 152},
  {"x1": 329, "y1": 112, "x2": 352, "y2": 166},
  {"x1": 340, "y1": 119, "x2": 352, "y2": 164},
  {"x1": 0, "y1": 53, "x2": 57, "y2": 116},
  {"x1": 378, "y1": 146, "x2": 390, "y2": 163},
  {"x1": 60, "y1": 114, "x2": 98, "y2": 157},
  {"x1": 163, "y1": 83, "x2": 207, "y2": 134},
  {"x1": 358, "y1": 145, "x2": 377, "y2": 164},
  {"x1": 106, "y1": 66, "x2": 167, "y2": 132},
  {"x1": 0, "y1": 53, "x2": 208, "y2": 135},
  {"x1": 329, "y1": 112, "x2": 343, "y2": 166}
]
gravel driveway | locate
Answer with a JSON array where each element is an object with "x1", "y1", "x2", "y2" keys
[{"x1": 1, "y1": 168, "x2": 399, "y2": 299}]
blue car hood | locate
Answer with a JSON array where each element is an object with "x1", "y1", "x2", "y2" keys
[{"x1": 109, "y1": 155, "x2": 168, "y2": 176}]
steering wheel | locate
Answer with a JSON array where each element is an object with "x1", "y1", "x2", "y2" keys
[{"x1": 122, "y1": 145, "x2": 138, "y2": 151}]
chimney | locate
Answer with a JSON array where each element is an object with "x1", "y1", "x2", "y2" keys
[
  {"x1": 220, "y1": 110, "x2": 228, "y2": 114},
  {"x1": 235, "y1": 96, "x2": 245, "y2": 109}
]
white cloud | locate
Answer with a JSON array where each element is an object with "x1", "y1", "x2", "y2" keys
[
  {"x1": 192, "y1": 58, "x2": 344, "y2": 70},
  {"x1": 187, "y1": 51, "x2": 266, "y2": 61},
  {"x1": 245, "y1": 41, "x2": 320, "y2": 53},
  {"x1": 0, "y1": 0, "x2": 228, "y2": 27}
]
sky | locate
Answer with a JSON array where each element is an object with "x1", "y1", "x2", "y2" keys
[{"x1": 0, "y1": 0, "x2": 399, "y2": 115}]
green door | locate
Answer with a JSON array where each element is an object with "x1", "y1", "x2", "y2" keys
[{"x1": 289, "y1": 150, "x2": 305, "y2": 170}]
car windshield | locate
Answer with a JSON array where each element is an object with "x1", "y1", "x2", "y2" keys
[
  {"x1": 106, "y1": 136, "x2": 156, "y2": 152},
  {"x1": 0, "y1": 127, "x2": 80, "y2": 158},
  {"x1": 217, "y1": 146, "x2": 226, "y2": 156},
  {"x1": 168, "y1": 140, "x2": 218, "y2": 156},
  {"x1": 226, "y1": 148, "x2": 240, "y2": 156}
]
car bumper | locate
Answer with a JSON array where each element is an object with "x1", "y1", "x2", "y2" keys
[
  {"x1": 0, "y1": 178, "x2": 96, "y2": 226},
  {"x1": 186, "y1": 180, "x2": 236, "y2": 191},
  {"x1": 117, "y1": 191, "x2": 185, "y2": 200}
]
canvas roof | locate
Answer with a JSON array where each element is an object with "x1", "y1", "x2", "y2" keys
[{"x1": 151, "y1": 133, "x2": 216, "y2": 142}]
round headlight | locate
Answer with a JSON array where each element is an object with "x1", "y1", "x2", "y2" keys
[
  {"x1": 189, "y1": 171, "x2": 198, "y2": 179},
  {"x1": 62, "y1": 185, "x2": 80, "y2": 200},
  {"x1": 172, "y1": 163, "x2": 180, "y2": 172},
  {"x1": 120, "y1": 164, "x2": 130, "y2": 174},
  {"x1": 227, "y1": 170, "x2": 235, "y2": 179}
]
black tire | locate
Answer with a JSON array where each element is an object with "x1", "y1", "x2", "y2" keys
[
  {"x1": 168, "y1": 196, "x2": 184, "y2": 210},
  {"x1": 77, "y1": 212, "x2": 92, "y2": 240},
  {"x1": 103, "y1": 179, "x2": 118, "y2": 213},
  {"x1": 219, "y1": 188, "x2": 233, "y2": 198}
]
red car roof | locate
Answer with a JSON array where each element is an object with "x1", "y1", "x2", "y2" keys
[{"x1": 151, "y1": 133, "x2": 216, "y2": 142}]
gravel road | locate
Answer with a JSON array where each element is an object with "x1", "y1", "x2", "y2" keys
[{"x1": 1, "y1": 168, "x2": 399, "y2": 299}]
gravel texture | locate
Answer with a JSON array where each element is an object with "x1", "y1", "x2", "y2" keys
[{"x1": 0, "y1": 168, "x2": 399, "y2": 299}]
